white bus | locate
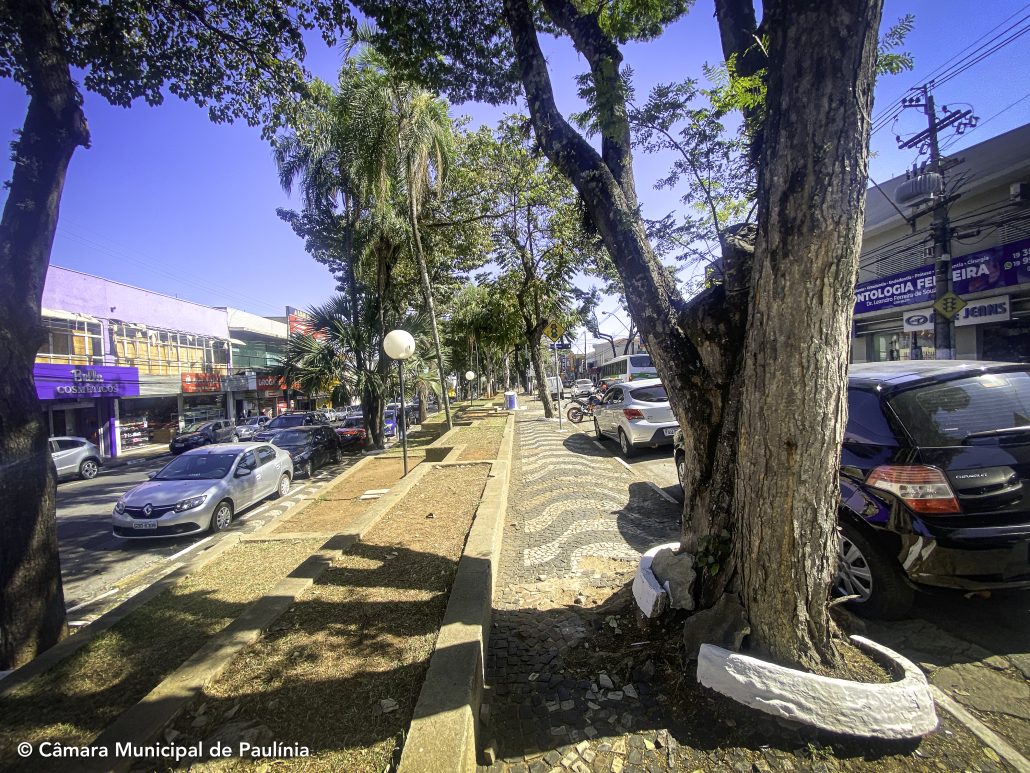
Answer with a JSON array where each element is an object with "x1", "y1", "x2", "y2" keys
[{"x1": 595, "y1": 354, "x2": 657, "y2": 385}]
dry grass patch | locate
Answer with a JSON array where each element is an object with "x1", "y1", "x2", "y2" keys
[
  {"x1": 273, "y1": 458, "x2": 415, "y2": 535},
  {"x1": 0, "y1": 539, "x2": 323, "y2": 760},
  {"x1": 453, "y1": 416, "x2": 507, "y2": 461},
  {"x1": 166, "y1": 463, "x2": 492, "y2": 772}
]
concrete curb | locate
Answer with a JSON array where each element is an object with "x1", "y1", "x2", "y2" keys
[
  {"x1": 398, "y1": 412, "x2": 515, "y2": 773},
  {"x1": 697, "y1": 634, "x2": 938, "y2": 739},
  {"x1": 929, "y1": 685, "x2": 1030, "y2": 772},
  {"x1": 84, "y1": 449, "x2": 447, "y2": 764},
  {"x1": 0, "y1": 454, "x2": 370, "y2": 699}
]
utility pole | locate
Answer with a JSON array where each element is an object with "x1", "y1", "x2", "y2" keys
[{"x1": 897, "y1": 84, "x2": 977, "y2": 360}]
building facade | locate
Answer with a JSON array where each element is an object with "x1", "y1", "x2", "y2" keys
[
  {"x1": 851, "y1": 123, "x2": 1030, "y2": 363},
  {"x1": 37, "y1": 267, "x2": 291, "y2": 458}
]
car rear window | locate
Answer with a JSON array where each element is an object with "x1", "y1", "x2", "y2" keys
[
  {"x1": 844, "y1": 390, "x2": 898, "y2": 445},
  {"x1": 888, "y1": 371, "x2": 1030, "y2": 446},
  {"x1": 629, "y1": 385, "x2": 668, "y2": 403},
  {"x1": 268, "y1": 415, "x2": 308, "y2": 429}
]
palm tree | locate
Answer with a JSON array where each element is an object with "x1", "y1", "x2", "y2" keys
[{"x1": 341, "y1": 46, "x2": 455, "y2": 430}]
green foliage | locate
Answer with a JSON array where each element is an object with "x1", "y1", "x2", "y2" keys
[
  {"x1": 1, "y1": 1, "x2": 353, "y2": 137},
  {"x1": 877, "y1": 14, "x2": 915, "y2": 76},
  {"x1": 695, "y1": 528, "x2": 731, "y2": 578}
]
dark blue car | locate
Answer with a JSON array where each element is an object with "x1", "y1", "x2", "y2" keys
[{"x1": 675, "y1": 360, "x2": 1030, "y2": 619}]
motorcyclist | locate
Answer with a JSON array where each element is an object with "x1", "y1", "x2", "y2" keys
[{"x1": 587, "y1": 380, "x2": 607, "y2": 406}]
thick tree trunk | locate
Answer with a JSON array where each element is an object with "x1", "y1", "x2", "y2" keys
[
  {"x1": 362, "y1": 383, "x2": 386, "y2": 448},
  {"x1": 733, "y1": 0, "x2": 883, "y2": 668},
  {"x1": 503, "y1": 0, "x2": 883, "y2": 668},
  {"x1": 406, "y1": 163, "x2": 452, "y2": 430},
  {"x1": 1, "y1": 0, "x2": 90, "y2": 669}
]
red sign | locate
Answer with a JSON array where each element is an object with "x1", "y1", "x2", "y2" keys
[
  {"x1": 181, "y1": 372, "x2": 222, "y2": 393},
  {"x1": 286, "y1": 307, "x2": 326, "y2": 342}
]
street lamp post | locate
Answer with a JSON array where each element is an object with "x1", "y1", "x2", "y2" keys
[
  {"x1": 384, "y1": 329, "x2": 416, "y2": 476},
  {"x1": 465, "y1": 370, "x2": 475, "y2": 409}
]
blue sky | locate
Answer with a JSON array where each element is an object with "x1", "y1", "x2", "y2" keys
[{"x1": 2, "y1": 0, "x2": 1028, "y2": 341}]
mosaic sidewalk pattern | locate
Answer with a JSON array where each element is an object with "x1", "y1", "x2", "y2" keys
[{"x1": 480, "y1": 410, "x2": 681, "y2": 772}]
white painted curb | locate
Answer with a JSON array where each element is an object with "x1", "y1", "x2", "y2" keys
[
  {"x1": 632, "y1": 542, "x2": 680, "y2": 618},
  {"x1": 697, "y1": 634, "x2": 938, "y2": 739}
]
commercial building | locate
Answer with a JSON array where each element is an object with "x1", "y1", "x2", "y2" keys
[
  {"x1": 36, "y1": 266, "x2": 293, "y2": 458},
  {"x1": 851, "y1": 122, "x2": 1030, "y2": 363}
]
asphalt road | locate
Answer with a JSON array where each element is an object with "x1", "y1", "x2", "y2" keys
[{"x1": 55, "y1": 453, "x2": 358, "y2": 618}]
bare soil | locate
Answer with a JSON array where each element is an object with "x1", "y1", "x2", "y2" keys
[
  {"x1": 558, "y1": 584, "x2": 1016, "y2": 772},
  {"x1": 273, "y1": 457, "x2": 415, "y2": 534},
  {"x1": 165, "y1": 463, "x2": 492, "y2": 772},
  {"x1": 0, "y1": 539, "x2": 323, "y2": 762},
  {"x1": 453, "y1": 416, "x2": 507, "y2": 461}
]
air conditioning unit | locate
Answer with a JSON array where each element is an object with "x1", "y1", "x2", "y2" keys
[{"x1": 1011, "y1": 182, "x2": 1030, "y2": 204}]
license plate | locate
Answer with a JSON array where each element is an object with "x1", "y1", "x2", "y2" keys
[
  {"x1": 132, "y1": 520, "x2": 158, "y2": 530},
  {"x1": 663, "y1": 428, "x2": 677, "y2": 437}
]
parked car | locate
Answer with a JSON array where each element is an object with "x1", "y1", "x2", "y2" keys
[
  {"x1": 271, "y1": 425, "x2": 342, "y2": 477},
  {"x1": 49, "y1": 436, "x2": 102, "y2": 480},
  {"x1": 593, "y1": 379, "x2": 678, "y2": 457},
  {"x1": 169, "y1": 420, "x2": 237, "y2": 454},
  {"x1": 112, "y1": 443, "x2": 293, "y2": 538},
  {"x1": 334, "y1": 424, "x2": 367, "y2": 452},
  {"x1": 253, "y1": 411, "x2": 325, "y2": 442},
  {"x1": 387, "y1": 403, "x2": 417, "y2": 428},
  {"x1": 234, "y1": 415, "x2": 271, "y2": 440},
  {"x1": 383, "y1": 410, "x2": 399, "y2": 438},
  {"x1": 574, "y1": 379, "x2": 595, "y2": 397},
  {"x1": 672, "y1": 360, "x2": 1030, "y2": 619},
  {"x1": 546, "y1": 376, "x2": 565, "y2": 399}
]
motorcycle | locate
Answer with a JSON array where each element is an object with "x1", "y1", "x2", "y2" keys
[{"x1": 566, "y1": 396, "x2": 596, "y2": 424}]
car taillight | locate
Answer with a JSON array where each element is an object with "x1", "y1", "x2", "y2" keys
[
  {"x1": 623, "y1": 408, "x2": 644, "y2": 421},
  {"x1": 866, "y1": 465, "x2": 961, "y2": 514}
]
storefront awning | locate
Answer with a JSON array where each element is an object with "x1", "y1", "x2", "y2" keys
[{"x1": 42, "y1": 307, "x2": 100, "y2": 323}]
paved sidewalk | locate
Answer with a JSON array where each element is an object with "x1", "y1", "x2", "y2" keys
[{"x1": 481, "y1": 408, "x2": 680, "y2": 772}]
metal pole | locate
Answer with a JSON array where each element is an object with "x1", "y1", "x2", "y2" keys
[
  {"x1": 399, "y1": 361, "x2": 408, "y2": 476},
  {"x1": 553, "y1": 343, "x2": 563, "y2": 429}
]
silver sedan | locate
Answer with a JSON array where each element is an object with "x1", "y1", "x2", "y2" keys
[
  {"x1": 592, "y1": 379, "x2": 678, "y2": 457},
  {"x1": 112, "y1": 443, "x2": 293, "y2": 538}
]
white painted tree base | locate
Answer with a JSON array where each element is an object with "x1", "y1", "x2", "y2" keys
[
  {"x1": 697, "y1": 635, "x2": 938, "y2": 739},
  {"x1": 632, "y1": 542, "x2": 680, "y2": 618}
]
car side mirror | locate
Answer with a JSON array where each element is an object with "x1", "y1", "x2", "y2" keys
[
  {"x1": 235, "y1": 466, "x2": 252, "y2": 477},
  {"x1": 147, "y1": 471, "x2": 157, "y2": 479}
]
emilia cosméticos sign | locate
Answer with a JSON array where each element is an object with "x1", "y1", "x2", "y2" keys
[
  {"x1": 34, "y1": 364, "x2": 141, "y2": 400},
  {"x1": 854, "y1": 236, "x2": 1030, "y2": 315}
]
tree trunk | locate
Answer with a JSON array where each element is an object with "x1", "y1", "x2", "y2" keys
[
  {"x1": 362, "y1": 383, "x2": 386, "y2": 448},
  {"x1": 732, "y1": 0, "x2": 882, "y2": 669},
  {"x1": 503, "y1": 354, "x2": 511, "y2": 391},
  {"x1": 0, "y1": 0, "x2": 91, "y2": 669},
  {"x1": 503, "y1": 0, "x2": 884, "y2": 668},
  {"x1": 529, "y1": 335, "x2": 554, "y2": 417},
  {"x1": 406, "y1": 162, "x2": 452, "y2": 430}
]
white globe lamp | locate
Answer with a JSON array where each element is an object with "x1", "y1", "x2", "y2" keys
[{"x1": 384, "y1": 329, "x2": 416, "y2": 361}]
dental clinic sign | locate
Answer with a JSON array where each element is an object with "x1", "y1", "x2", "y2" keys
[
  {"x1": 854, "y1": 236, "x2": 1030, "y2": 315},
  {"x1": 34, "y1": 364, "x2": 140, "y2": 400}
]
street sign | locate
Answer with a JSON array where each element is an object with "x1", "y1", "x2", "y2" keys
[
  {"x1": 542, "y1": 319, "x2": 565, "y2": 341},
  {"x1": 548, "y1": 342, "x2": 571, "y2": 350},
  {"x1": 933, "y1": 291, "x2": 967, "y2": 320}
]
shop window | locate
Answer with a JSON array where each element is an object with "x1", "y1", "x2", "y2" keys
[
  {"x1": 37, "y1": 317, "x2": 103, "y2": 365},
  {"x1": 871, "y1": 330, "x2": 936, "y2": 362},
  {"x1": 982, "y1": 317, "x2": 1030, "y2": 363}
]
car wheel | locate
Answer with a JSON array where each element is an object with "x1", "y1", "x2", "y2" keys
[
  {"x1": 594, "y1": 418, "x2": 605, "y2": 441},
  {"x1": 79, "y1": 459, "x2": 99, "y2": 480},
  {"x1": 273, "y1": 473, "x2": 291, "y2": 499},
  {"x1": 618, "y1": 429, "x2": 636, "y2": 458},
  {"x1": 298, "y1": 461, "x2": 310, "y2": 478},
  {"x1": 230, "y1": 433, "x2": 239, "y2": 442},
  {"x1": 210, "y1": 500, "x2": 234, "y2": 533},
  {"x1": 836, "y1": 520, "x2": 914, "y2": 620},
  {"x1": 675, "y1": 452, "x2": 686, "y2": 493},
  {"x1": 332, "y1": 448, "x2": 342, "y2": 464}
]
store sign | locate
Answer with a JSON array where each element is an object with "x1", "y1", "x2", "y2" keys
[
  {"x1": 854, "y1": 266, "x2": 936, "y2": 314},
  {"x1": 954, "y1": 295, "x2": 1010, "y2": 327},
  {"x1": 952, "y1": 237, "x2": 1030, "y2": 295},
  {"x1": 286, "y1": 306, "x2": 327, "y2": 342},
  {"x1": 902, "y1": 308, "x2": 935, "y2": 332},
  {"x1": 222, "y1": 373, "x2": 256, "y2": 391},
  {"x1": 34, "y1": 364, "x2": 140, "y2": 400},
  {"x1": 854, "y1": 236, "x2": 1030, "y2": 315},
  {"x1": 255, "y1": 374, "x2": 280, "y2": 390},
  {"x1": 181, "y1": 372, "x2": 223, "y2": 393}
]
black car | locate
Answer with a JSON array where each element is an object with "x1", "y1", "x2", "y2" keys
[
  {"x1": 169, "y1": 420, "x2": 237, "y2": 454},
  {"x1": 271, "y1": 425, "x2": 342, "y2": 477},
  {"x1": 674, "y1": 361, "x2": 1030, "y2": 618},
  {"x1": 253, "y1": 412, "x2": 326, "y2": 442}
]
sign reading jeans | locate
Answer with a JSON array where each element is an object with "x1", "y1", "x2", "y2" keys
[{"x1": 34, "y1": 364, "x2": 140, "y2": 400}]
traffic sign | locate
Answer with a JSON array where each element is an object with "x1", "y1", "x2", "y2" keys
[
  {"x1": 548, "y1": 342, "x2": 571, "y2": 350},
  {"x1": 933, "y1": 292, "x2": 967, "y2": 320},
  {"x1": 542, "y1": 319, "x2": 565, "y2": 341}
]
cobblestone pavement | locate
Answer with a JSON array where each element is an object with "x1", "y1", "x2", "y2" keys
[{"x1": 480, "y1": 407, "x2": 681, "y2": 773}]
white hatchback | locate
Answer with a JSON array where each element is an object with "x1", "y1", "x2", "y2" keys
[
  {"x1": 592, "y1": 379, "x2": 678, "y2": 457},
  {"x1": 574, "y1": 379, "x2": 595, "y2": 397}
]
